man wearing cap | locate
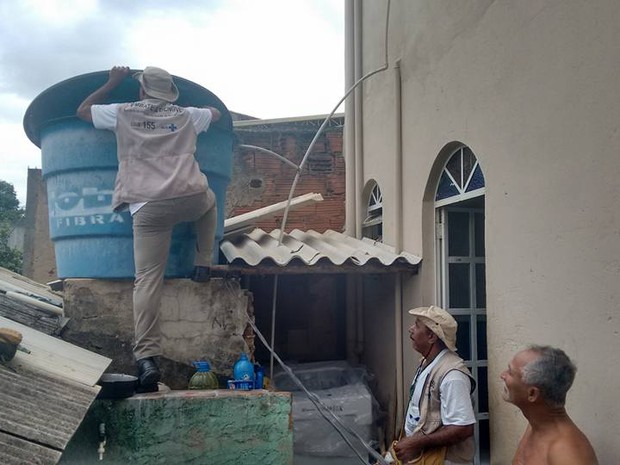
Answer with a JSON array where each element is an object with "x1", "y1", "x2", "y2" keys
[
  {"x1": 77, "y1": 65, "x2": 221, "y2": 389},
  {"x1": 389, "y1": 305, "x2": 476, "y2": 464}
]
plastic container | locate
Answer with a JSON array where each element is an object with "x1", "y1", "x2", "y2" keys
[
  {"x1": 272, "y1": 360, "x2": 378, "y2": 458},
  {"x1": 96, "y1": 373, "x2": 138, "y2": 399},
  {"x1": 233, "y1": 353, "x2": 254, "y2": 381},
  {"x1": 188, "y1": 361, "x2": 218, "y2": 390},
  {"x1": 23, "y1": 70, "x2": 233, "y2": 278},
  {"x1": 254, "y1": 364, "x2": 265, "y2": 389},
  {"x1": 230, "y1": 353, "x2": 254, "y2": 390},
  {"x1": 227, "y1": 379, "x2": 254, "y2": 390}
]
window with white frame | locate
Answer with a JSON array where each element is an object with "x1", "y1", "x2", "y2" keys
[
  {"x1": 435, "y1": 146, "x2": 485, "y2": 207},
  {"x1": 435, "y1": 145, "x2": 489, "y2": 465},
  {"x1": 362, "y1": 182, "x2": 383, "y2": 242}
]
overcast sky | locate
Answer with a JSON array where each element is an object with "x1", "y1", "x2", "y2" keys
[{"x1": 0, "y1": 0, "x2": 344, "y2": 206}]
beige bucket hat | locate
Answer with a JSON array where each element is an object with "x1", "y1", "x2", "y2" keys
[
  {"x1": 133, "y1": 66, "x2": 179, "y2": 102},
  {"x1": 408, "y1": 305, "x2": 458, "y2": 352}
]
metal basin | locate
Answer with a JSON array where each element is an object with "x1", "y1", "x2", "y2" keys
[{"x1": 97, "y1": 373, "x2": 138, "y2": 399}]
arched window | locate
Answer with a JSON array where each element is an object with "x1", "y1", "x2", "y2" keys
[
  {"x1": 434, "y1": 144, "x2": 488, "y2": 464},
  {"x1": 435, "y1": 146, "x2": 485, "y2": 206},
  {"x1": 362, "y1": 182, "x2": 383, "y2": 242}
]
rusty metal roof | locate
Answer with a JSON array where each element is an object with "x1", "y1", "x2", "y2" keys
[{"x1": 220, "y1": 228, "x2": 421, "y2": 271}]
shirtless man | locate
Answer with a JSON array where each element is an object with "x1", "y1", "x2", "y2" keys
[{"x1": 501, "y1": 345, "x2": 598, "y2": 465}]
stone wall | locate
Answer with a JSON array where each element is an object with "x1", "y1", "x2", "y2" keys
[{"x1": 61, "y1": 278, "x2": 254, "y2": 389}]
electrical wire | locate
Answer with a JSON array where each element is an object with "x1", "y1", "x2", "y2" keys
[{"x1": 238, "y1": 144, "x2": 300, "y2": 171}]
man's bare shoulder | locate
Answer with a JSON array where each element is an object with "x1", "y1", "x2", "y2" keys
[{"x1": 548, "y1": 428, "x2": 598, "y2": 465}]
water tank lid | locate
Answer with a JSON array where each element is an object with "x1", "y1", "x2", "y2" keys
[{"x1": 23, "y1": 69, "x2": 232, "y2": 148}]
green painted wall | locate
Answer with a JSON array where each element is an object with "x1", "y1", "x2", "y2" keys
[{"x1": 60, "y1": 390, "x2": 293, "y2": 465}]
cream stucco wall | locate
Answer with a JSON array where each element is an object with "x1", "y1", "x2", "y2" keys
[{"x1": 348, "y1": 1, "x2": 620, "y2": 463}]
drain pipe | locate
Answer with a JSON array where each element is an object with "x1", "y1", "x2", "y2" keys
[
  {"x1": 353, "y1": 0, "x2": 365, "y2": 360},
  {"x1": 393, "y1": 59, "x2": 405, "y2": 432},
  {"x1": 354, "y1": 0, "x2": 364, "y2": 240},
  {"x1": 393, "y1": 63, "x2": 403, "y2": 252},
  {"x1": 344, "y1": 0, "x2": 356, "y2": 237},
  {"x1": 344, "y1": 0, "x2": 358, "y2": 361}
]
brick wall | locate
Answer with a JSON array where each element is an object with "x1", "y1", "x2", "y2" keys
[{"x1": 227, "y1": 117, "x2": 345, "y2": 233}]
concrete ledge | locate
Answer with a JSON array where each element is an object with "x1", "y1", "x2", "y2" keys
[{"x1": 60, "y1": 389, "x2": 293, "y2": 465}]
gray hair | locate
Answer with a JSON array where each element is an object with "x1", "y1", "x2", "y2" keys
[{"x1": 521, "y1": 345, "x2": 577, "y2": 408}]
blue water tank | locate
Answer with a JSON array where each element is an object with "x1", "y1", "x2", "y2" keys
[{"x1": 23, "y1": 70, "x2": 233, "y2": 279}]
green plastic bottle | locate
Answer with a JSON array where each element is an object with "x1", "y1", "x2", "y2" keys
[{"x1": 189, "y1": 361, "x2": 219, "y2": 390}]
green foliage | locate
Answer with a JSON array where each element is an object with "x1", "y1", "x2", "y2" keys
[
  {"x1": 0, "y1": 224, "x2": 22, "y2": 273},
  {"x1": 0, "y1": 180, "x2": 23, "y2": 223},
  {"x1": 0, "y1": 180, "x2": 23, "y2": 273}
]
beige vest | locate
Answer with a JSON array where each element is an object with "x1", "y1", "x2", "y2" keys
[
  {"x1": 111, "y1": 99, "x2": 208, "y2": 211},
  {"x1": 415, "y1": 351, "x2": 476, "y2": 463}
]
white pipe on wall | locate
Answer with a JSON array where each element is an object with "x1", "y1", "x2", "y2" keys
[
  {"x1": 350, "y1": 0, "x2": 365, "y2": 362},
  {"x1": 344, "y1": 0, "x2": 392, "y2": 364},
  {"x1": 394, "y1": 61, "x2": 403, "y2": 252},
  {"x1": 393, "y1": 59, "x2": 405, "y2": 432},
  {"x1": 344, "y1": 0, "x2": 356, "y2": 236},
  {"x1": 344, "y1": 0, "x2": 359, "y2": 363},
  {"x1": 354, "y1": 0, "x2": 364, "y2": 239}
]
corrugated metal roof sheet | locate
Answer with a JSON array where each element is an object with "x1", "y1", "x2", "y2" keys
[
  {"x1": 0, "y1": 317, "x2": 110, "y2": 465},
  {"x1": 220, "y1": 228, "x2": 421, "y2": 268}
]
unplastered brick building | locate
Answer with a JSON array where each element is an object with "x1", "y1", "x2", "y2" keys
[{"x1": 228, "y1": 114, "x2": 345, "y2": 233}]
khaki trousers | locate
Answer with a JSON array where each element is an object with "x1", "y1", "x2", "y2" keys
[{"x1": 131, "y1": 189, "x2": 217, "y2": 360}]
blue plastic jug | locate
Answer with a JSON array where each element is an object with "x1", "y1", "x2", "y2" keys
[{"x1": 233, "y1": 353, "x2": 254, "y2": 382}]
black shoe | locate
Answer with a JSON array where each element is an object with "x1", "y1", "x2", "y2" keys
[
  {"x1": 135, "y1": 382, "x2": 159, "y2": 394},
  {"x1": 136, "y1": 357, "x2": 161, "y2": 386},
  {"x1": 191, "y1": 266, "x2": 211, "y2": 283}
]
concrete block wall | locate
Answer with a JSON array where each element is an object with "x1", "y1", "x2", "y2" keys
[
  {"x1": 59, "y1": 390, "x2": 293, "y2": 465},
  {"x1": 21, "y1": 168, "x2": 57, "y2": 283},
  {"x1": 61, "y1": 278, "x2": 254, "y2": 388}
]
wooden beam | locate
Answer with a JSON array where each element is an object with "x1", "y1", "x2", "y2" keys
[{"x1": 0, "y1": 294, "x2": 63, "y2": 336}]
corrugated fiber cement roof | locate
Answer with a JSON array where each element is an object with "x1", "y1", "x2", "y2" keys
[{"x1": 220, "y1": 228, "x2": 421, "y2": 271}]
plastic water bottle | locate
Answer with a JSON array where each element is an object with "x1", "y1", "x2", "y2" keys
[
  {"x1": 254, "y1": 364, "x2": 265, "y2": 389},
  {"x1": 189, "y1": 360, "x2": 218, "y2": 390},
  {"x1": 233, "y1": 353, "x2": 255, "y2": 389}
]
